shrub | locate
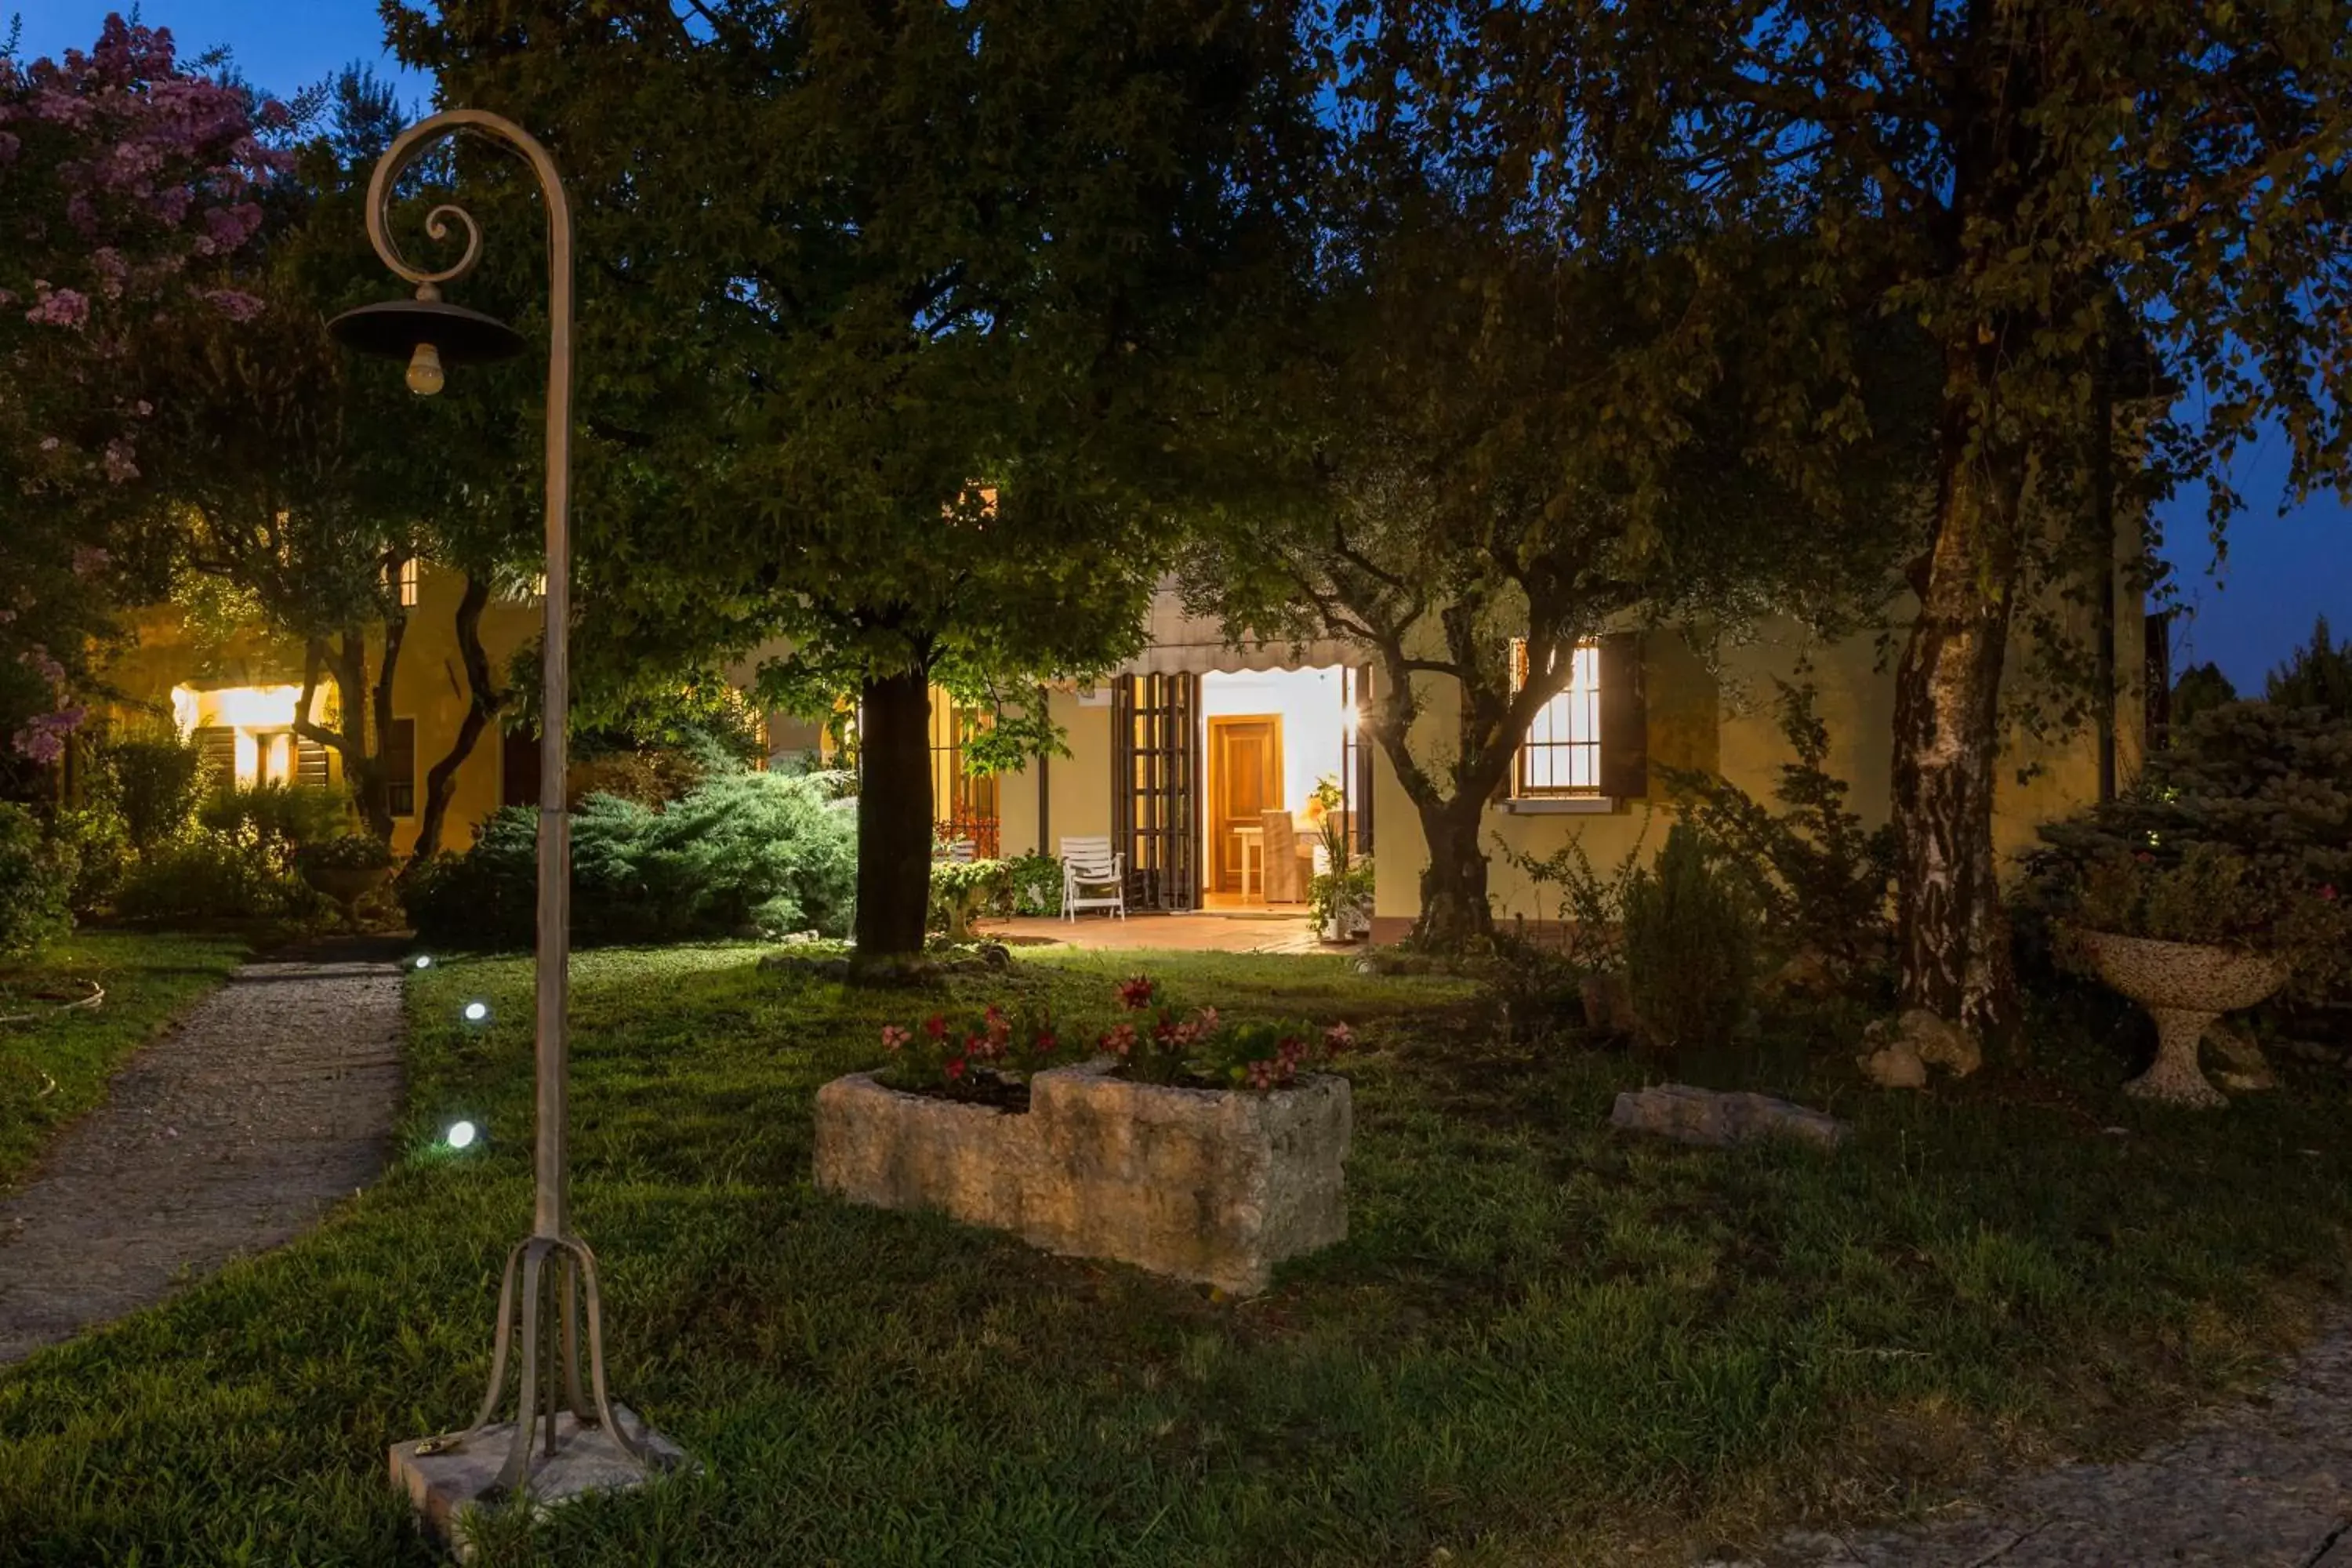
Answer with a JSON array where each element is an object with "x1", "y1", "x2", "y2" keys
[
  {"x1": 107, "y1": 731, "x2": 206, "y2": 851},
  {"x1": 0, "y1": 803, "x2": 75, "y2": 956},
  {"x1": 296, "y1": 832, "x2": 396, "y2": 873},
  {"x1": 1000, "y1": 851, "x2": 1063, "y2": 917},
  {"x1": 1664, "y1": 682, "x2": 1895, "y2": 971},
  {"x1": 1495, "y1": 815, "x2": 1651, "y2": 971},
  {"x1": 1621, "y1": 824, "x2": 1757, "y2": 1050},
  {"x1": 114, "y1": 829, "x2": 321, "y2": 925},
  {"x1": 199, "y1": 782, "x2": 354, "y2": 866},
  {"x1": 402, "y1": 770, "x2": 858, "y2": 949},
  {"x1": 51, "y1": 801, "x2": 129, "y2": 915}
]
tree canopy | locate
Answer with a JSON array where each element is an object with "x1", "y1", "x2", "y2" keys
[{"x1": 387, "y1": 0, "x2": 1315, "y2": 950}]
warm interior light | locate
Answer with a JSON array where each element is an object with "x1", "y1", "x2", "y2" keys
[
  {"x1": 445, "y1": 1120, "x2": 478, "y2": 1150},
  {"x1": 406, "y1": 341, "x2": 445, "y2": 396},
  {"x1": 462, "y1": 1000, "x2": 490, "y2": 1024}
]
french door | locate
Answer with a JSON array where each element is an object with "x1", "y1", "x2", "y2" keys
[{"x1": 1111, "y1": 672, "x2": 1199, "y2": 911}]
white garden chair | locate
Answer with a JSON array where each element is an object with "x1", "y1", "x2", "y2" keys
[
  {"x1": 1060, "y1": 836, "x2": 1126, "y2": 921},
  {"x1": 932, "y1": 837, "x2": 977, "y2": 862}
]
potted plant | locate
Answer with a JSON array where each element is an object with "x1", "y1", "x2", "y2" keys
[
  {"x1": 296, "y1": 832, "x2": 397, "y2": 919},
  {"x1": 1307, "y1": 818, "x2": 1374, "y2": 942},
  {"x1": 815, "y1": 976, "x2": 1356, "y2": 1294},
  {"x1": 2059, "y1": 842, "x2": 2336, "y2": 1106}
]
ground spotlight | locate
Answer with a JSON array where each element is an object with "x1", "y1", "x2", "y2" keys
[
  {"x1": 462, "y1": 1000, "x2": 491, "y2": 1024},
  {"x1": 414, "y1": 954, "x2": 434, "y2": 970},
  {"x1": 445, "y1": 1120, "x2": 479, "y2": 1151}
]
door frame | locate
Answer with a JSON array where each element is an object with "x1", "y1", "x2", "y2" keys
[{"x1": 1204, "y1": 713, "x2": 1284, "y2": 895}]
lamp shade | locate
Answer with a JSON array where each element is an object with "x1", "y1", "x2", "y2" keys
[{"x1": 328, "y1": 297, "x2": 526, "y2": 365}]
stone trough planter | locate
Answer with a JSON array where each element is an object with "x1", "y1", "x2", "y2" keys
[{"x1": 813, "y1": 1060, "x2": 1351, "y2": 1294}]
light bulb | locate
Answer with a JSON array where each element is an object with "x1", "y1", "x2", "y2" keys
[{"x1": 405, "y1": 341, "x2": 445, "y2": 396}]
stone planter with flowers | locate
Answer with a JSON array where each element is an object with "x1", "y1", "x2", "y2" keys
[
  {"x1": 813, "y1": 978, "x2": 1355, "y2": 1294},
  {"x1": 2056, "y1": 841, "x2": 2334, "y2": 1107},
  {"x1": 296, "y1": 831, "x2": 396, "y2": 919}
]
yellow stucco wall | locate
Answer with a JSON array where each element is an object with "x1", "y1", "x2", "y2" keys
[
  {"x1": 1373, "y1": 576, "x2": 2147, "y2": 928},
  {"x1": 99, "y1": 564, "x2": 539, "y2": 856}
]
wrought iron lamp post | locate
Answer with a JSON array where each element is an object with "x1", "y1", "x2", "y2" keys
[{"x1": 329, "y1": 109, "x2": 681, "y2": 1515}]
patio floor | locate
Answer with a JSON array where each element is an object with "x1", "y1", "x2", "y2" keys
[{"x1": 978, "y1": 911, "x2": 1355, "y2": 956}]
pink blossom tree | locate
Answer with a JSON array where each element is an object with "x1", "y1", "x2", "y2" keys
[{"x1": 0, "y1": 15, "x2": 289, "y2": 778}]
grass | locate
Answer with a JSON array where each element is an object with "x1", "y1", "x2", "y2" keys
[
  {"x1": 1, "y1": 943, "x2": 2349, "y2": 1566},
  {"x1": 0, "y1": 931, "x2": 249, "y2": 1190}
]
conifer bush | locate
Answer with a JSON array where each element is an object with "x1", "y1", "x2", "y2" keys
[
  {"x1": 402, "y1": 769, "x2": 857, "y2": 949},
  {"x1": 1621, "y1": 823, "x2": 1757, "y2": 1049}
]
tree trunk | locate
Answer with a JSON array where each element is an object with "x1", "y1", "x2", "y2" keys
[
  {"x1": 414, "y1": 573, "x2": 505, "y2": 859},
  {"x1": 855, "y1": 666, "x2": 934, "y2": 956},
  {"x1": 1891, "y1": 387, "x2": 2027, "y2": 1041},
  {"x1": 1412, "y1": 799, "x2": 1492, "y2": 948}
]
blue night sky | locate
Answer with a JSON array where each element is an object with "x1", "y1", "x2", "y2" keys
[{"x1": 22, "y1": 2, "x2": 2350, "y2": 691}]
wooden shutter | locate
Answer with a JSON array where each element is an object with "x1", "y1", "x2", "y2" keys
[
  {"x1": 194, "y1": 725, "x2": 236, "y2": 788},
  {"x1": 1343, "y1": 664, "x2": 1374, "y2": 854},
  {"x1": 1597, "y1": 632, "x2": 1649, "y2": 802},
  {"x1": 383, "y1": 717, "x2": 417, "y2": 817},
  {"x1": 296, "y1": 737, "x2": 332, "y2": 789}
]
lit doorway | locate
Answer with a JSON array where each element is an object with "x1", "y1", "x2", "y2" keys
[{"x1": 1199, "y1": 666, "x2": 1348, "y2": 908}]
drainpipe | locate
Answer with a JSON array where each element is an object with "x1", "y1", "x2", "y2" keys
[
  {"x1": 1035, "y1": 682, "x2": 1051, "y2": 856},
  {"x1": 2092, "y1": 338, "x2": 2118, "y2": 802}
]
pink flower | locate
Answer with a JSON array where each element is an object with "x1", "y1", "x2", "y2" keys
[
  {"x1": 1196, "y1": 1007, "x2": 1218, "y2": 1033},
  {"x1": 1117, "y1": 975, "x2": 1156, "y2": 1011},
  {"x1": 1323, "y1": 1022, "x2": 1354, "y2": 1057},
  {"x1": 2321, "y1": 885, "x2": 2339, "y2": 902},
  {"x1": 24, "y1": 287, "x2": 90, "y2": 328},
  {"x1": 1101, "y1": 1022, "x2": 1138, "y2": 1058},
  {"x1": 880, "y1": 1024, "x2": 910, "y2": 1052}
]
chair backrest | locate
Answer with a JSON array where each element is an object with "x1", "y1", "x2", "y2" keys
[
  {"x1": 1061, "y1": 835, "x2": 1119, "y2": 878},
  {"x1": 1259, "y1": 808, "x2": 1298, "y2": 858},
  {"x1": 933, "y1": 837, "x2": 976, "y2": 862}
]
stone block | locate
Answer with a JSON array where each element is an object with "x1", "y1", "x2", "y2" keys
[
  {"x1": 813, "y1": 1061, "x2": 1351, "y2": 1295},
  {"x1": 1610, "y1": 1083, "x2": 1848, "y2": 1151},
  {"x1": 389, "y1": 1405, "x2": 691, "y2": 1561}
]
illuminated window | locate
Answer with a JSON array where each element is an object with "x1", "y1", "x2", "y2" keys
[
  {"x1": 928, "y1": 692, "x2": 1000, "y2": 857},
  {"x1": 1512, "y1": 639, "x2": 1603, "y2": 797},
  {"x1": 392, "y1": 557, "x2": 419, "y2": 608}
]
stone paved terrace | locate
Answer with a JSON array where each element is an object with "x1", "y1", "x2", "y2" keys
[{"x1": 980, "y1": 911, "x2": 1345, "y2": 955}]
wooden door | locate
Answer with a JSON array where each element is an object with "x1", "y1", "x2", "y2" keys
[{"x1": 1207, "y1": 716, "x2": 1282, "y2": 893}]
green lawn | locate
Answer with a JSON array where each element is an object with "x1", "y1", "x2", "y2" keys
[
  {"x1": 1, "y1": 943, "x2": 2348, "y2": 1565},
  {"x1": 0, "y1": 931, "x2": 249, "y2": 1190}
]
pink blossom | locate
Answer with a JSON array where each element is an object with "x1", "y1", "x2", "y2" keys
[
  {"x1": 25, "y1": 287, "x2": 91, "y2": 328},
  {"x1": 103, "y1": 439, "x2": 140, "y2": 484},
  {"x1": 880, "y1": 1024, "x2": 911, "y2": 1052},
  {"x1": 1323, "y1": 1022, "x2": 1355, "y2": 1057},
  {"x1": 204, "y1": 289, "x2": 263, "y2": 322},
  {"x1": 71, "y1": 546, "x2": 111, "y2": 578},
  {"x1": 1100, "y1": 1022, "x2": 1138, "y2": 1058},
  {"x1": 1117, "y1": 975, "x2": 1156, "y2": 1011}
]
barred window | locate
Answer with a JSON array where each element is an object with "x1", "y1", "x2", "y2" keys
[{"x1": 1512, "y1": 638, "x2": 1603, "y2": 797}]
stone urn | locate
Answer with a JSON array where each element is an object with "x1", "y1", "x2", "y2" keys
[
  {"x1": 304, "y1": 864, "x2": 392, "y2": 920},
  {"x1": 2074, "y1": 929, "x2": 2286, "y2": 1108}
]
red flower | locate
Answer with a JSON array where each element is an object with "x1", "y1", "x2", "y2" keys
[
  {"x1": 2133, "y1": 851, "x2": 2155, "y2": 864},
  {"x1": 924, "y1": 1014, "x2": 948, "y2": 1039},
  {"x1": 945, "y1": 1056, "x2": 967, "y2": 1081},
  {"x1": 1033, "y1": 1029, "x2": 1058, "y2": 1054},
  {"x1": 1117, "y1": 975, "x2": 1156, "y2": 1011},
  {"x1": 2321, "y1": 884, "x2": 2339, "y2": 902}
]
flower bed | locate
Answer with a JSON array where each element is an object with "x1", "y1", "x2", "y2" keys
[{"x1": 812, "y1": 978, "x2": 1356, "y2": 1294}]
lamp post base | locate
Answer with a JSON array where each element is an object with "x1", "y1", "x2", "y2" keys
[{"x1": 391, "y1": 1403, "x2": 691, "y2": 1560}]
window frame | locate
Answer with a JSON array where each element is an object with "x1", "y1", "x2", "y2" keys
[{"x1": 1511, "y1": 637, "x2": 1606, "y2": 800}]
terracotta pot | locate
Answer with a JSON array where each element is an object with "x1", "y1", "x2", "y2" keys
[{"x1": 2073, "y1": 929, "x2": 2285, "y2": 1108}]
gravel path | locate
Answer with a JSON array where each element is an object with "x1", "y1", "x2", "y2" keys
[
  {"x1": 0, "y1": 938, "x2": 405, "y2": 1365},
  {"x1": 1715, "y1": 1323, "x2": 2352, "y2": 1567}
]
